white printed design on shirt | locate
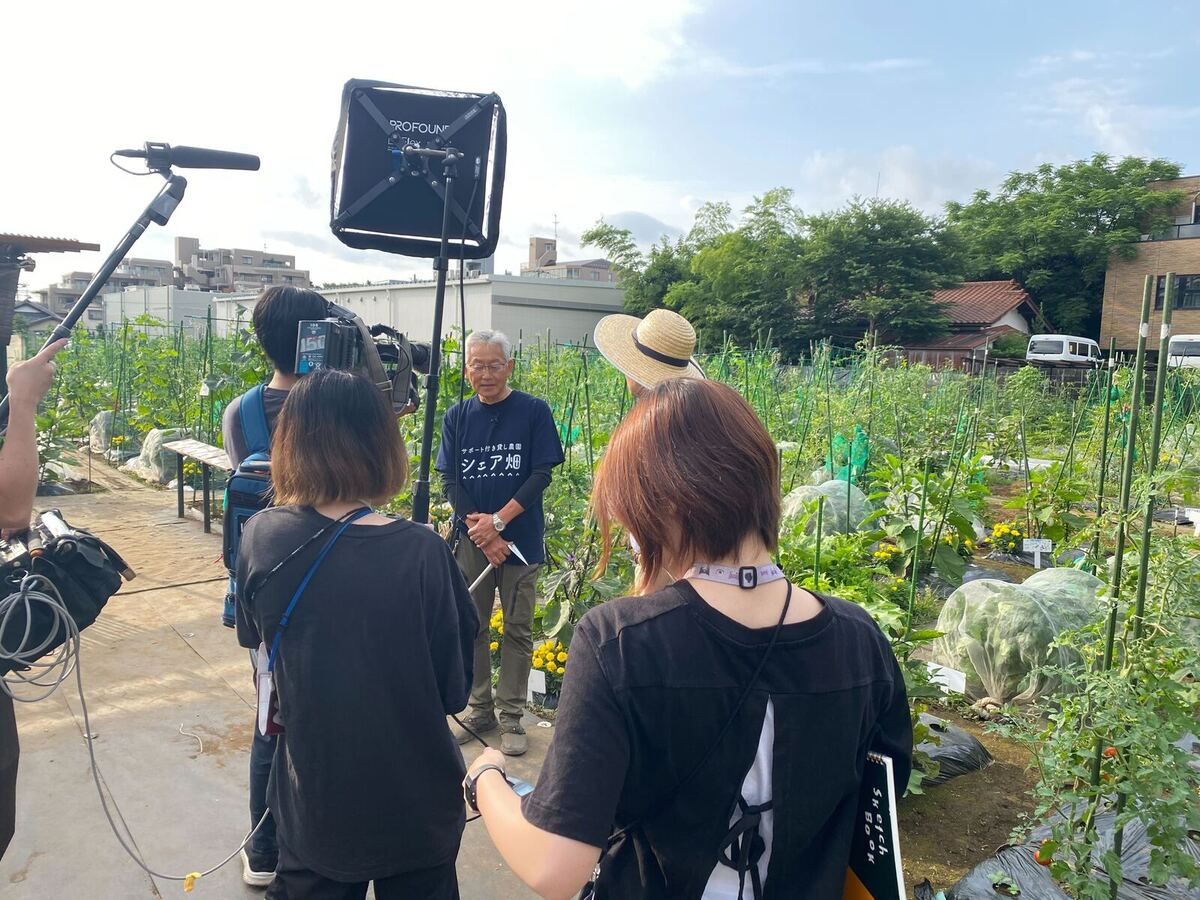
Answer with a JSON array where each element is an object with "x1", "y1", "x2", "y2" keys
[{"x1": 460, "y1": 442, "x2": 524, "y2": 480}]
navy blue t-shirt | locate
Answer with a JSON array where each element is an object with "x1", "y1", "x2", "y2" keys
[{"x1": 435, "y1": 390, "x2": 564, "y2": 565}]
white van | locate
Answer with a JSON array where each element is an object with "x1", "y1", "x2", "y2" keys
[
  {"x1": 1166, "y1": 334, "x2": 1200, "y2": 368},
  {"x1": 1026, "y1": 334, "x2": 1102, "y2": 366}
]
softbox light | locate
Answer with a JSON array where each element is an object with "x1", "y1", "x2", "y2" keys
[{"x1": 330, "y1": 79, "x2": 506, "y2": 259}]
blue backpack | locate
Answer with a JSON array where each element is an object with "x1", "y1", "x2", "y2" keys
[{"x1": 221, "y1": 385, "x2": 273, "y2": 628}]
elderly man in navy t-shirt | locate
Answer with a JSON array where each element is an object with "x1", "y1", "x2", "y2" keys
[{"x1": 436, "y1": 330, "x2": 564, "y2": 756}]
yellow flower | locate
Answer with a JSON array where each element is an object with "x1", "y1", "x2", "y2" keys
[
  {"x1": 489, "y1": 641, "x2": 499, "y2": 652},
  {"x1": 557, "y1": 652, "x2": 568, "y2": 662},
  {"x1": 532, "y1": 657, "x2": 544, "y2": 669},
  {"x1": 556, "y1": 666, "x2": 565, "y2": 676},
  {"x1": 497, "y1": 624, "x2": 504, "y2": 635}
]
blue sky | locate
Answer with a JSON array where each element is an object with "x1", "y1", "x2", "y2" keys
[{"x1": 7, "y1": 1, "x2": 1198, "y2": 290}]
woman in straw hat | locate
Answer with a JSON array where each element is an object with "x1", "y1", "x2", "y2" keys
[{"x1": 594, "y1": 308, "x2": 705, "y2": 398}]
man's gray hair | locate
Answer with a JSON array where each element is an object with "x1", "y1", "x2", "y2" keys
[{"x1": 466, "y1": 329, "x2": 513, "y2": 361}]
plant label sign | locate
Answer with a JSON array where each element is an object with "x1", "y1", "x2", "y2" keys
[
  {"x1": 1187, "y1": 508, "x2": 1200, "y2": 538},
  {"x1": 1023, "y1": 537, "x2": 1053, "y2": 569},
  {"x1": 527, "y1": 668, "x2": 546, "y2": 702},
  {"x1": 926, "y1": 661, "x2": 967, "y2": 695}
]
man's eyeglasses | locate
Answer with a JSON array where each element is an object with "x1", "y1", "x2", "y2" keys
[{"x1": 467, "y1": 362, "x2": 508, "y2": 374}]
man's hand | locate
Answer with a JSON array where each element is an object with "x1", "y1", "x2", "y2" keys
[
  {"x1": 7, "y1": 339, "x2": 68, "y2": 409},
  {"x1": 467, "y1": 511, "x2": 500, "y2": 546},
  {"x1": 482, "y1": 536, "x2": 511, "y2": 567}
]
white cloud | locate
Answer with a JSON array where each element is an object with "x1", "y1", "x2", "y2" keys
[
  {"x1": 5, "y1": 0, "x2": 704, "y2": 292},
  {"x1": 691, "y1": 55, "x2": 928, "y2": 81},
  {"x1": 1023, "y1": 77, "x2": 1200, "y2": 157},
  {"x1": 789, "y1": 146, "x2": 1001, "y2": 217},
  {"x1": 1023, "y1": 47, "x2": 1173, "y2": 76}
]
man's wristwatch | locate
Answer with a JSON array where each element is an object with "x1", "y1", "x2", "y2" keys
[
  {"x1": 464, "y1": 763, "x2": 506, "y2": 812},
  {"x1": 492, "y1": 513, "x2": 506, "y2": 533}
]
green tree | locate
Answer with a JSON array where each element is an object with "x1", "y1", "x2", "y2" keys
[
  {"x1": 799, "y1": 197, "x2": 959, "y2": 342},
  {"x1": 578, "y1": 221, "x2": 643, "y2": 275},
  {"x1": 681, "y1": 189, "x2": 808, "y2": 356},
  {"x1": 945, "y1": 154, "x2": 1185, "y2": 336}
]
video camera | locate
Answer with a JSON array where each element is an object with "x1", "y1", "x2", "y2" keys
[{"x1": 294, "y1": 302, "x2": 431, "y2": 415}]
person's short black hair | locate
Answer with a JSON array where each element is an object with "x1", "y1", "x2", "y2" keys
[{"x1": 251, "y1": 286, "x2": 330, "y2": 372}]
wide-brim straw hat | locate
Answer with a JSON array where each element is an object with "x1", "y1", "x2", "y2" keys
[{"x1": 593, "y1": 308, "x2": 705, "y2": 389}]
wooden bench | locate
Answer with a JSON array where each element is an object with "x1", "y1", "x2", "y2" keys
[{"x1": 163, "y1": 439, "x2": 232, "y2": 533}]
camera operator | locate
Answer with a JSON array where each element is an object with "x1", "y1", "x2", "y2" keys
[
  {"x1": 223, "y1": 287, "x2": 329, "y2": 469},
  {"x1": 0, "y1": 338, "x2": 69, "y2": 862},
  {"x1": 235, "y1": 369, "x2": 476, "y2": 899},
  {"x1": 435, "y1": 330, "x2": 564, "y2": 758},
  {"x1": 221, "y1": 285, "x2": 328, "y2": 887}
]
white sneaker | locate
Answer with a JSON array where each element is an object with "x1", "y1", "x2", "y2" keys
[{"x1": 241, "y1": 847, "x2": 275, "y2": 888}]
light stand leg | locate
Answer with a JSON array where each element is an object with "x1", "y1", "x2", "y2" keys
[{"x1": 411, "y1": 160, "x2": 458, "y2": 525}]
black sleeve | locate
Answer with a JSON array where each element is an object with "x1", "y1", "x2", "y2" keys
[
  {"x1": 521, "y1": 620, "x2": 628, "y2": 848},
  {"x1": 873, "y1": 650, "x2": 914, "y2": 797},
  {"x1": 234, "y1": 521, "x2": 262, "y2": 651},
  {"x1": 444, "y1": 481, "x2": 479, "y2": 518},
  {"x1": 511, "y1": 465, "x2": 553, "y2": 511},
  {"x1": 222, "y1": 397, "x2": 245, "y2": 469},
  {"x1": 424, "y1": 537, "x2": 479, "y2": 714}
]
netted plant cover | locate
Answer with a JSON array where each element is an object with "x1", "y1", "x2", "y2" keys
[
  {"x1": 932, "y1": 567, "x2": 1105, "y2": 703},
  {"x1": 121, "y1": 427, "x2": 188, "y2": 484},
  {"x1": 89, "y1": 411, "x2": 114, "y2": 453},
  {"x1": 782, "y1": 479, "x2": 873, "y2": 534}
]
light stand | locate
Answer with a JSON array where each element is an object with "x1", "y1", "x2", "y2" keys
[
  {"x1": 329, "y1": 80, "x2": 507, "y2": 525},
  {"x1": 409, "y1": 145, "x2": 459, "y2": 525},
  {"x1": 0, "y1": 172, "x2": 186, "y2": 428}
]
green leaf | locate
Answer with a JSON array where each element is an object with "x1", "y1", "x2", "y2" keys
[
  {"x1": 933, "y1": 543, "x2": 966, "y2": 585},
  {"x1": 542, "y1": 597, "x2": 571, "y2": 638}
]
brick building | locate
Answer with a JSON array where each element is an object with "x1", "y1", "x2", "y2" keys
[{"x1": 1100, "y1": 175, "x2": 1200, "y2": 352}]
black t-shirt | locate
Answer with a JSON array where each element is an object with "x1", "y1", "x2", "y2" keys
[
  {"x1": 434, "y1": 390, "x2": 564, "y2": 565},
  {"x1": 521, "y1": 582, "x2": 913, "y2": 900},
  {"x1": 235, "y1": 506, "x2": 478, "y2": 881},
  {"x1": 222, "y1": 387, "x2": 290, "y2": 468}
]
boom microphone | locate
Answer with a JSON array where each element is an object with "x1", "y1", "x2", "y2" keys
[{"x1": 114, "y1": 142, "x2": 260, "y2": 171}]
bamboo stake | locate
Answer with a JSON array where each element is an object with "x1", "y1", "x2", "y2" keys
[
  {"x1": 1090, "y1": 338, "x2": 1118, "y2": 573},
  {"x1": 1089, "y1": 277, "x2": 1152, "y2": 796}
]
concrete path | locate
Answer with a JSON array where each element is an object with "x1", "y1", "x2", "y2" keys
[{"x1": 2, "y1": 475, "x2": 542, "y2": 898}]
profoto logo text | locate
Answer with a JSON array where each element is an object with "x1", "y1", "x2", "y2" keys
[{"x1": 390, "y1": 120, "x2": 449, "y2": 135}]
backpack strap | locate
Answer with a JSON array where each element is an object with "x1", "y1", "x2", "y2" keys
[{"x1": 240, "y1": 385, "x2": 271, "y2": 456}]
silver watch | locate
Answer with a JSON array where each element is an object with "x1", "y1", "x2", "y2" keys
[{"x1": 492, "y1": 513, "x2": 506, "y2": 533}]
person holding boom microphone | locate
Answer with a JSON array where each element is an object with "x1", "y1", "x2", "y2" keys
[
  {"x1": 464, "y1": 379, "x2": 912, "y2": 900},
  {"x1": 235, "y1": 369, "x2": 477, "y2": 899},
  {"x1": 0, "y1": 338, "x2": 70, "y2": 863}
]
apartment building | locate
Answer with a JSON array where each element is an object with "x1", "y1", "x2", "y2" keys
[
  {"x1": 1100, "y1": 175, "x2": 1200, "y2": 352},
  {"x1": 519, "y1": 236, "x2": 617, "y2": 282},
  {"x1": 35, "y1": 257, "x2": 174, "y2": 317},
  {"x1": 174, "y1": 237, "x2": 311, "y2": 293}
]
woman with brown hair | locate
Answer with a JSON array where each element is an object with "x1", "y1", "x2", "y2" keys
[
  {"x1": 465, "y1": 378, "x2": 912, "y2": 900},
  {"x1": 236, "y1": 369, "x2": 477, "y2": 900}
]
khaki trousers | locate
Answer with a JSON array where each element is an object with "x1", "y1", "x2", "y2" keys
[{"x1": 453, "y1": 538, "x2": 540, "y2": 721}]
